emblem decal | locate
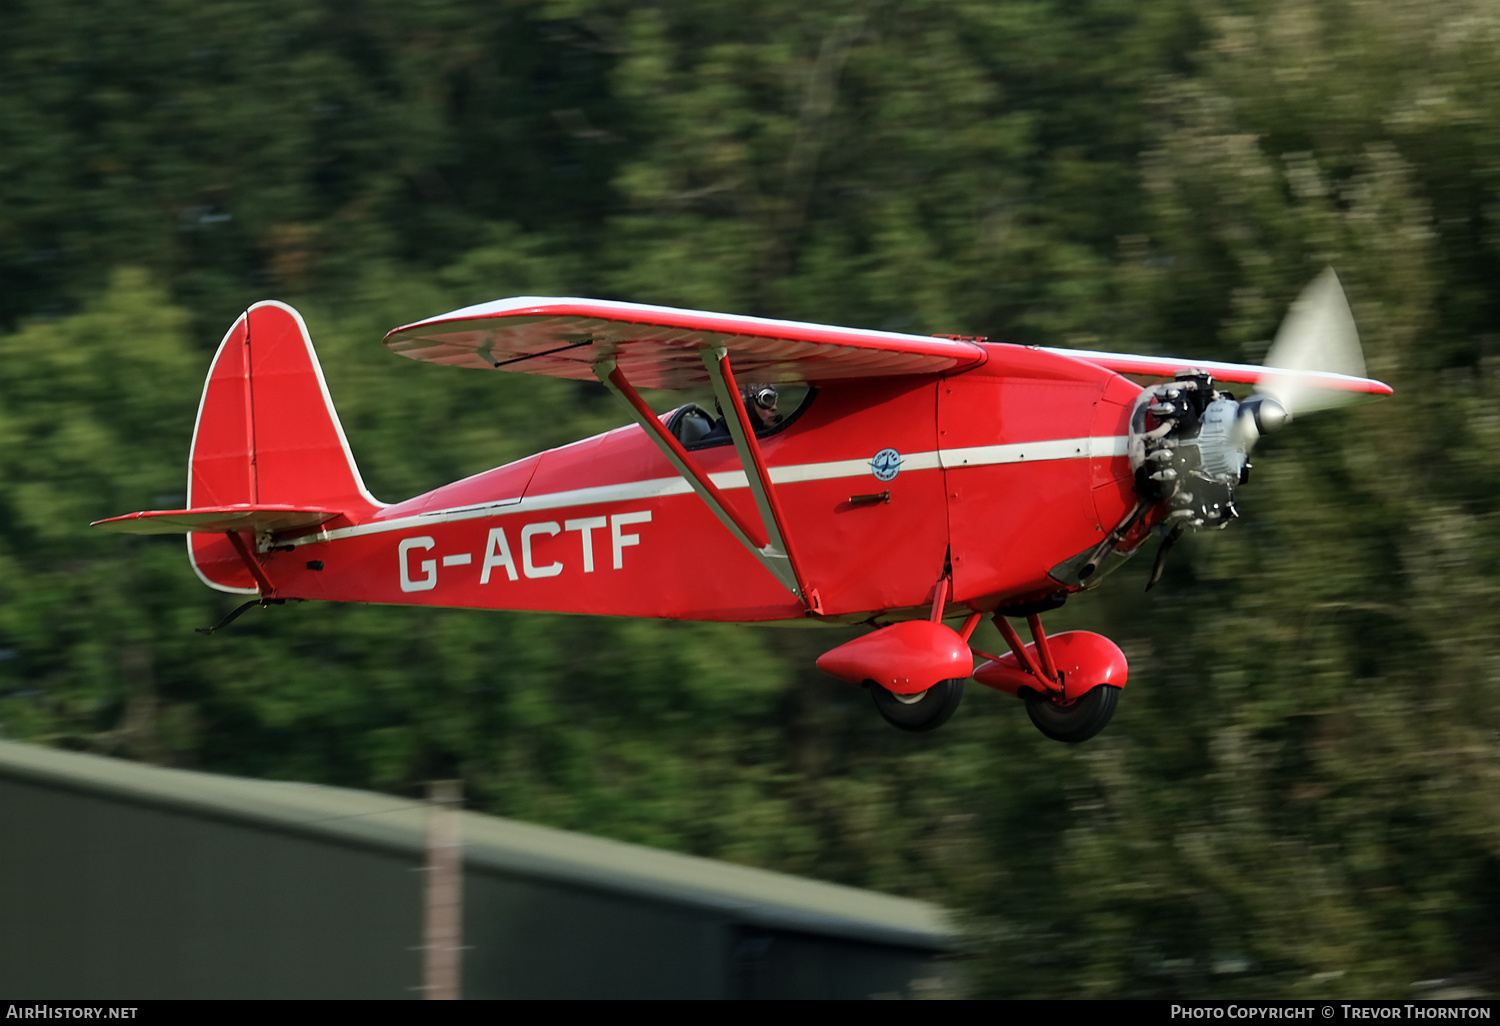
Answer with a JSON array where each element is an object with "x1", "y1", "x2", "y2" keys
[{"x1": 870, "y1": 448, "x2": 902, "y2": 482}]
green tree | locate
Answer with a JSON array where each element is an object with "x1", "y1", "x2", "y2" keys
[{"x1": 965, "y1": 0, "x2": 1500, "y2": 997}]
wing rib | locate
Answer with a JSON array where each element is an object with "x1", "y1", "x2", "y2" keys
[{"x1": 385, "y1": 297, "x2": 987, "y2": 387}]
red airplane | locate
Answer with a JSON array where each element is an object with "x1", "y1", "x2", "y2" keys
[{"x1": 95, "y1": 271, "x2": 1391, "y2": 742}]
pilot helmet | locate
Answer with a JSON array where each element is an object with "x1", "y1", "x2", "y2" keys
[
  {"x1": 713, "y1": 383, "x2": 780, "y2": 418},
  {"x1": 744, "y1": 383, "x2": 778, "y2": 411}
]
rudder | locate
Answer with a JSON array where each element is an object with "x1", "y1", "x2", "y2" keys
[{"x1": 188, "y1": 302, "x2": 382, "y2": 593}]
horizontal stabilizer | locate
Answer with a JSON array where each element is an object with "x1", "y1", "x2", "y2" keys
[{"x1": 91, "y1": 505, "x2": 340, "y2": 536}]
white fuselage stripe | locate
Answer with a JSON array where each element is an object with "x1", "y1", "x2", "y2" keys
[
  {"x1": 939, "y1": 435, "x2": 1128, "y2": 467},
  {"x1": 282, "y1": 435, "x2": 1128, "y2": 547}
]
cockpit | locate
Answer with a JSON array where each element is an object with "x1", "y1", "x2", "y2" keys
[{"x1": 665, "y1": 384, "x2": 814, "y2": 449}]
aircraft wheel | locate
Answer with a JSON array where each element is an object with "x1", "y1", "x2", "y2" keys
[
  {"x1": 1025, "y1": 685, "x2": 1120, "y2": 743},
  {"x1": 870, "y1": 678, "x2": 965, "y2": 733}
]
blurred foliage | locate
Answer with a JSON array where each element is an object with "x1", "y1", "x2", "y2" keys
[{"x1": 2, "y1": 0, "x2": 1499, "y2": 999}]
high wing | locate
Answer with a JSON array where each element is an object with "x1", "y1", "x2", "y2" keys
[
  {"x1": 1041, "y1": 346, "x2": 1394, "y2": 397},
  {"x1": 383, "y1": 297, "x2": 988, "y2": 387}
]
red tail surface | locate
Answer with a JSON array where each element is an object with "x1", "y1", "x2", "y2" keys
[{"x1": 186, "y1": 302, "x2": 382, "y2": 593}]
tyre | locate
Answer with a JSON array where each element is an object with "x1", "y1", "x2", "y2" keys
[
  {"x1": 871, "y1": 678, "x2": 965, "y2": 732},
  {"x1": 1025, "y1": 684, "x2": 1120, "y2": 743}
]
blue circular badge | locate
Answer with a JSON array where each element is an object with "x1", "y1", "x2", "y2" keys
[{"x1": 871, "y1": 448, "x2": 902, "y2": 482}]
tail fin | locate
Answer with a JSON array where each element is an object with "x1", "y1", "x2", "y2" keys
[
  {"x1": 185, "y1": 302, "x2": 382, "y2": 592},
  {"x1": 189, "y1": 302, "x2": 378, "y2": 513},
  {"x1": 188, "y1": 302, "x2": 382, "y2": 592},
  {"x1": 94, "y1": 302, "x2": 382, "y2": 594}
]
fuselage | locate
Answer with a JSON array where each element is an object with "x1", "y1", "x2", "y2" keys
[{"x1": 204, "y1": 344, "x2": 1143, "y2": 624}]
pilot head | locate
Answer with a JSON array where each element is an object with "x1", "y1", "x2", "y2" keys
[{"x1": 742, "y1": 383, "x2": 781, "y2": 429}]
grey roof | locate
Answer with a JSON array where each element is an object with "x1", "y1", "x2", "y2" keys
[{"x1": 0, "y1": 740, "x2": 952, "y2": 952}]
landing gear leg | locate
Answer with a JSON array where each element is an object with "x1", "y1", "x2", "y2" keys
[
  {"x1": 990, "y1": 610, "x2": 1121, "y2": 744},
  {"x1": 857, "y1": 570, "x2": 977, "y2": 734}
]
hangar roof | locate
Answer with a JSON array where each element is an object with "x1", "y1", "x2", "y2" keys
[{"x1": 0, "y1": 740, "x2": 951, "y2": 952}]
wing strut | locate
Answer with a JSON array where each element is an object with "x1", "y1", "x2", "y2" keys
[
  {"x1": 592, "y1": 357, "x2": 803, "y2": 600},
  {"x1": 701, "y1": 346, "x2": 820, "y2": 613}
]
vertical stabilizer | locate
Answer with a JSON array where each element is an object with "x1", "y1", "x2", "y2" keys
[{"x1": 188, "y1": 302, "x2": 382, "y2": 593}]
